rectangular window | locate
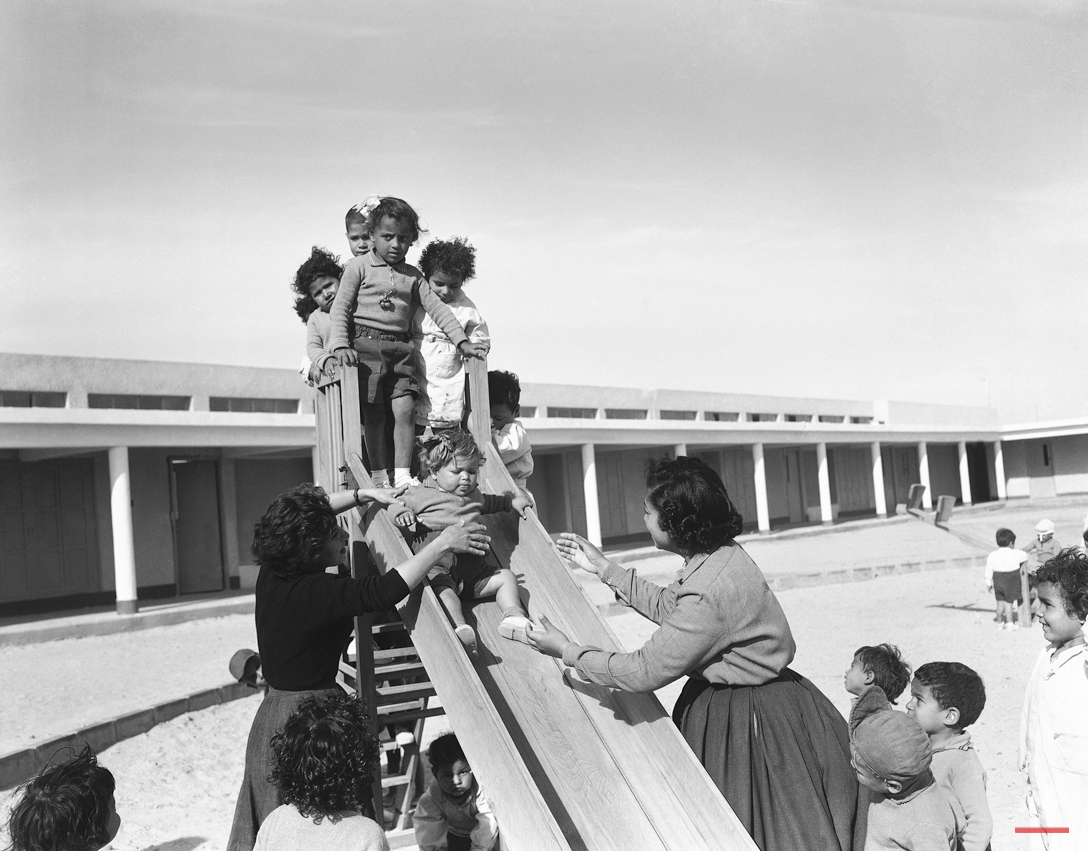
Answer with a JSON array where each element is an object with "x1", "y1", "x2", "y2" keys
[
  {"x1": 784, "y1": 414, "x2": 812, "y2": 422},
  {"x1": 749, "y1": 413, "x2": 779, "y2": 422},
  {"x1": 0, "y1": 390, "x2": 67, "y2": 408},
  {"x1": 88, "y1": 393, "x2": 190, "y2": 410},
  {"x1": 850, "y1": 416, "x2": 873, "y2": 424},
  {"x1": 209, "y1": 397, "x2": 300, "y2": 414},
  {"x1": 818, "y1": 415, "x2": 845, "y2": 423},
  {"x1": 660, "y1": 410, "x2": 697, "y2": 420},
  {"x1": 547, "y1": 407, "x2": 597, "y2": 419},
  {"x1": 706, "y1": 412, "x2": 739, "y2": 422},
  {"x1": 605, "y1": 408, "x2": 648, "y2": 420},
  {"x1": 520, "y1": 406, "x2": 536, "y2": 418}
]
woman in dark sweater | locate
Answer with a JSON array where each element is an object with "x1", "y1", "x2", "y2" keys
[{"x1": 228, "y1": 483, "x2": 489, "y2": 850}]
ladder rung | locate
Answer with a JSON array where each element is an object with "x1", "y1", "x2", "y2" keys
[
  {"x1": 381, "y1": 706, "x2": 446, "y2": 726},
  {"x1": 374, "y1": 647, "x2": 419, "y2": 662},
  {"x1": 372, "y1": 621, "x2": 408, "y2": 635},
  {"x1": 375, "y1": 660, "x2": 427, "y2": 678},
  {"x1": 377, "y1": 684, "x2": 436, "y2": 704}
]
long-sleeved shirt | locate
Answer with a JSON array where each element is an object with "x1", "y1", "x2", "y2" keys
[
  {"x1": 930, "y1": 732, "x2": 992, "y2": 851},
  {"x1": 411, "y1": 291, "x2": 490, "y2": 428},
  {"x1": 491, "y1": 420, "x2": 533, "y2": 488},
  {"x1": 306, "y1": 310, "x2": 334, "y2": 373},
  {"x1": 395, "y1": 478, "x2": 513, "y2": 530},
  {"x1": 562, "y1": 543, "x2": 796, "y2": 691},
  {"x1": 984, "y1": 547, "x2": 1027, "y2": 584},
  {"x1": 865, "y1": 777, "x2": 957, "y2": 851},
  {"x1": 413, "y1": 778, "x2": 498, "y2": 851},
  {"x1": 328, "y1": 251, "x2": 467, "y2": 352}
]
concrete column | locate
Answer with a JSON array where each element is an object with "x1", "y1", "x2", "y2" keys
[
  {"x1": 957, "y1": 441, "x2": 973, "y2": 506},
  {"x1": 993, "y1": 441, "x2": 1007, "y2": 500},
  {"x1": 816, "y1": 442, "x2": 833, "y2": 525},
  {"x1": 918, "y1": 441, "x2": 933, "y2": 510},
  {"x1": 311, "y1": 445, "x2": 322, "y2": 488},
  {"x1": 871, "y1": 441, "x2": 887, "y2": 517},
  {"x1": 108, "y1": 447, "x2": 138, "y2": 615},
  {"x1": 752, "y1": 443, "x2": 770, "y2": 532},
  {"x1": 673, "y1": 443, "x2": 687, "y2": 459},
  {"x1": 581, "y1": 443, "x2": 602, "y2": 547}
]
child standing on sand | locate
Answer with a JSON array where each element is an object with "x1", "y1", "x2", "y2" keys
[
  {"x1": 985, "y1": 528, "x2": 1028, "y2": 630},
  {"x1": 291, "y1": 247, "x2": 343, "y2": 385}
]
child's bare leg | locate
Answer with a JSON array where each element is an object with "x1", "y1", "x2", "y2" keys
[
  {"x1": 361, "y1": 401, "x2": 388, "y2": 482},
  {"x1": 436, "y1": 582, "x2": 477, "y2": 659},
  {"x1": 391, "y1": 395, "x2": 416, "y2": 479},
  {"x1": 475, "y1": 570, "x2": 535, "y2": 643}
]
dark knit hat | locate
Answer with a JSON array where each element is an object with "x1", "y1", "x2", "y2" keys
[{"x1": 849, "y1": 685, "x2": 932, "y2": 784}]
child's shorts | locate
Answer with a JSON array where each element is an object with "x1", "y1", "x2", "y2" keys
[
  {"x1": 993, "y1": 571, "x2": 1022, "y2": 603},
  {"x1": 352, "y1": 327, "x2": 417, "y2": 404},
  {"x1": 413, "y1": 531, "x2": 493, "y2": 597}
]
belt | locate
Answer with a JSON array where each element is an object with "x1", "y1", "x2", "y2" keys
[{"x1": 356, "y1": 326, "x2": 409, "y2": 343}]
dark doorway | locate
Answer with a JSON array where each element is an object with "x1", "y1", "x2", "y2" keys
[
  {"x1": 170, "y1": 459, "x2": 224, "y2": 594},
  {"x1": 965, "y1": 443, "x2": 992, "y2": 503}
]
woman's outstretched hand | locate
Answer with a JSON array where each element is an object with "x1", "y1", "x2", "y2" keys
[
  {"x1": 438, "y1": 521, "x2": 490, "y2": 557},
  {"x1": 556, "y1": 533, "x2": 610, "y2": 576},
  {"x1": 527, "y1": 615, "x2": 573, "y2": 659}
]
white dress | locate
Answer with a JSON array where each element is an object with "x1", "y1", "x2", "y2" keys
[{"x1": 411, "y1": 291, "x2": 489, "y2": 429}]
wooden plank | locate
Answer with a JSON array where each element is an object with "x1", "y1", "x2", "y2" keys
[{"x1": 464, "y1": 357, "x2": 492, "y2": 456}]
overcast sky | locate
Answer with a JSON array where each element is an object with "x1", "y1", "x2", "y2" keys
[{"x1": 2, "y1": 0, "x2": 1086, "y2": 421}]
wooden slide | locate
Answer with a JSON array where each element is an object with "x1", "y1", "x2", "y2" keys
[{"x1": 314, "y1": 361, "x2": 756, "y2": 851}]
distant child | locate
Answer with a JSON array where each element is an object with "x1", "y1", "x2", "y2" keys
[
  {"x1": 984, "y1": 528, "x2": 1028, "y2": 630},
  {"x1": 850, "y1": 685, "x2": 957, "y2": 851},
  {"x1": 291, "y1": 246, "x2": 344, "y2": 385},
  {"x1": 844, "y1": 643, "x2": 912, "y2": 705},
  {"x1": 414, "y1": 733, "x2": 498, "y2": 851},
  {"x1": 6, "y1": 745, "x2": 121, "y2": 851},
  {"x1": 256, "y1": 690, "x2": 388, "y2": 850},
  {"x1": 487, "y1": 370, "x2": 534, "y2": 494},
  {"x1": 908, "y1": 663, "x2": 992, "y2": 851},
  {"x1": 330, "y1": 197, "x2": 487, "y2": 488},
  {"x1": 1023, "y1": 519, "x2": 1062, "y2": 568},
  {"x1": 1020, "y1": 549, "x2": 1088, "y2": 847},
  {"x1": 387, "y1": 429, "x2": 534, "y2": 659},
  {"x1": 413, "y1": 237, "x2": 491, "y2": 432}
]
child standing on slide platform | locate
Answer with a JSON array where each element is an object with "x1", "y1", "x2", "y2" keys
[
  {"x1": 291, "y1": 247, "x2": 343, "y2": 386},
  {"x1": 330, "y1": 197, "x2": 487, "y2": 487}
]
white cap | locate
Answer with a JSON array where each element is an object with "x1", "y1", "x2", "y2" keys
[{"x1": 1035, "y1": 519, "x2": 1055, "y2": 534}]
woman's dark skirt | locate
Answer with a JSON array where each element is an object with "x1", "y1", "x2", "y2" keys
[
  {"x1": 226, "y1": 685, "x2": 340, "y2": 851},
  {"x1": 673, "y1": 669, "x2": 864, "y2": 851}
]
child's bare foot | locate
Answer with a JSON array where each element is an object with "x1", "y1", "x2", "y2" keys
[
  {"x1": 455, "y1": 624, "x2": 479, "y2": 660},
  {"x1": 498, "y1": 615, "x2": 538, "y2": 644}
]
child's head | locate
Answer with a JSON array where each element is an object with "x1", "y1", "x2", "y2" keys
[
  {"x1": 7, "y1": 746, "x2": 120, "y2": 851},
  {"x1": 849, "y1": 685, "x2": 932, "y2": 797},
  {"x1": 366, "y1": 196, "x2": 427, "y2": 266},
  {"x1": 908, "y1": 662, "x2": 986, "y2": 736},
  {"x1": 1035, "y1": 518, "x2": 1055, "y2": 542},
  {"x1": 345, "y1": 206, "x2": 370, "y2": 257},
  {"x1": 268, "y1": 690, "x2": 379, "y2": 823},
  {"x1": 291, "y1": 246, "x2": 343, "y2": 321},
  {"x1": 845, "y1": 644, "x2": 911, "y2": 703},
  {"x1": 427, "y1": 733, "x2": 474, "y2": 799},
  {"x1": 252, "y1": 483, "x2": 346, "y2": 579},
  {"x1": 1030, "y1": 548, "x2": 1088, "y2": 646},
  {"x1": 418, "y1": 237, "x2": 476, "y2": 304},
  {"x1": 995, "y1": 527, "x2": 1016, "y2": 548},
  {"x1": 418, "y1": 429, "x2": 483, "y2": 496},
  {"x1": 488, "y1": 370, "x2": 522, "y2": 427}
]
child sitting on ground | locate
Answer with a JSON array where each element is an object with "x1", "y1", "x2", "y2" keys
[
  {"x1": 487, "y1": 370, "x2": 534, "y2": 495},
  {"x1": 256, "y1": 689, "x2": 388, "y2": 850},
  {"x1": 292, "y1": 246, "x2": 344, "y2": 386},
  {"x1": 6, "y1": 745, "x2": 121, "y2": 851},
  {"x1": 844, "y1": 643, "x2": 912, "y2": 705},
  {"x1": 386, "y1": 429, "x2": 534, "y2": 659},
  {"x1": 984, "y1": 528, "x2": 1028, "y2": 630},
  {"x1": 908, "y1": 663, "x2": 992, "y2": 851},
  {"x1": 1020, "y1": 549, "x2": 1088, "y2": 846},
  {"x1": 414, "y1": 733, "x2": 498, "y2": 851},
  {"x1": 330, "y1": 197, "x2": 487, "y2": 488},
  {"x1": 850, "y1": 685, "x2": 957, "y2": 851},
  {"x1": 1024, "y1": 519, "x2": 1062, "y2": 567},
  {"x1": 413, "y1": 237, "x2": 490, "y2": 433}
]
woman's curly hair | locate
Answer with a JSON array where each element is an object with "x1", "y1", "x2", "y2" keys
[
  {"x1": 268, "y1": 691, "x2": 379, "y2": 824},
  {"x1": 1030, "y1": 548, "x2": 1088, "y2": 620},
  {"x1": 7, "y1": 746, "x2": 115, "y2": 851},
  {"x1": 417, "y1": 428, "x2": 483, "y2": 478},
  {"x1": 366, "y1": 196, "x2": 427, "y2": 243},
  {"x1": 291, "y1": 246, "x2": 343, "y2": 322},
  {"x1": 645, "y1": 457, "x2": 744, "y2": 554},
  {"x1": 251, "y1": 484, "x2": 340, "y2": 579},
  {"x1": 419, "y1": 237, "x2": 476, "y2": 282}
]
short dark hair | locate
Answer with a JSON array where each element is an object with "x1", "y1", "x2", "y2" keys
[
  {"x1": 366, "y1": 196, "x2": 427, "y2": 242},
  {"x1": 1030, "y1": 548, "x2": 1088, "y2": 620},
  {"x1": 995, "y1": 528, "x2": 1016, "y2": 548},
  {"x1": 645, "y1": 457, "x2": 744, "y2": 554},
  {"x1": 252, "y1": 483, "x2": 340, "y2": 580},
  {"x1": 7, "y1": 746, "x2": 116, "y2": 851},
  {"x1": 417, "y1": 429, "x2": 482, "y2": 478},
  {"x1": 345, "y1": 206, "x2": 367, "y2": 230},
  {"x1": 854, "y1": 644, "x2": 911, "y2": 704},
  {"x1": 913, "y1": 662, "x2": 986, "y2": 729},
  {"x1": 419, "y1": 237, "x2": 476, "y2": 282},
  {"x1": 427, "y1": 733, "x2": 467, "y2": 772},
  {"x1": 268, "y1": 690, "x2": 379, "y2": 823},
  {"x1": 488, "y1": 370, "x2": 521, "y2": 415},
  {"x1": 291, "y1": 246, "x2": 343, "y2": 321}
]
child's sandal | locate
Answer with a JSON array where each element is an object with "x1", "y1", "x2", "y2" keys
[{"x1": 455, "y1": 624, "x2": 479, "y2": 660}]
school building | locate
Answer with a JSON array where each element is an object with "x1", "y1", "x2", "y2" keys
[{"x1": 2, "y1": 352, "x2": 1086, "y2": 617}]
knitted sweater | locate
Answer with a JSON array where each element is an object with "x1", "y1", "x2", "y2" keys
[
  {"x1": 929, "y1": 732, "x2": 992, "y2": 851},
  {"x1": 396, "y1": 478, "x2": 513, "y2": 531},
  {"x1": 865, "y1": 776, "x2": 957, "y2": 850}
]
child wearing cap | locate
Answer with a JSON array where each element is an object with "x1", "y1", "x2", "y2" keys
[
  {"x1": 850, "y1": 684, "x2": 957, "y2": 851},
  {"x1": 1024, "y1": 519, "x2": 1062, "y2": 567},
  {"x1": 907, "y1": 663, "x2": 992, "y2": 851}
]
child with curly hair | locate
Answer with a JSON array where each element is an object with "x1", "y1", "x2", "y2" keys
[
  {"x1": 386, "y1": 429, "x2": 534, "y2": 659},
  {"x1": 1020, "y1": 548, "x2": 1088, "y2": 848},
  {"x1": 291, "y1": 246, "x2": 344, "y2": 385},
  {"x1": 414, "y1": 733, "x2": 498, "y2": 851},
  {"x1": 413, "y1": 237, "x2": 491, "y2": 432},
  {"x1": 843, "y1": 643, "x2": 912, "y2": 705},
  {"x1": 330, "y1": 197, "x2": 487, "y2": 488},
  {"x1": 487, "y1": 370, "x2": 534, "y2": 495},
  {"x1": 255, "y1": 690, "x2": 388, "y2": 850},
  {"x1": 6, "y1": 745, "x2": 121, "y2": 851}
]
